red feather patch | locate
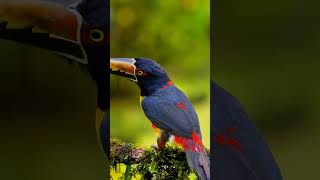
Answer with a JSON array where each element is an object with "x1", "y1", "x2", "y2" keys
[
  {"x1": 174, "y1": 131, "x2": 204, "y2": 152},
  {"x1": 214, "y1": 127, "x2": 242, "y2": 152},
  {"x1": 151, "y1": 123, "x2": 161, "y2": 136},
  {"x1": 176, "y1": 101, "x2": 187, "y2": 110},
  {"x1": 174, "y1": 135, "x2": 189, "y2": 150},
  {"x1": 160, "y1": 81, "x2": 174, "y2": 90},
  {"x1": 192, "y1": 131, "x2": 204, "y2": 152}
]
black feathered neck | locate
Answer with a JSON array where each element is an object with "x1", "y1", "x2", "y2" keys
[{"x1": 76, "y1": 0, "x2": 109, "y2": 27}]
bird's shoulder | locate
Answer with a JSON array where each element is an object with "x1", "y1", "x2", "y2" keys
[{"x1": 141, "y1": 86, "x2": 189, "y2": 109}]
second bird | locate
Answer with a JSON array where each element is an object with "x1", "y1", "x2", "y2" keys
[{"x1": 110, "y1": 57, "x2": 210, "y2": 179}]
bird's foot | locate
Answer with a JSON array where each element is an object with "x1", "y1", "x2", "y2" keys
[{"x1": 157, "y1": 138, "x2": 166, "y2": 150}]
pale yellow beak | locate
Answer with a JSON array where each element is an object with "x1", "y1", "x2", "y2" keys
[{"x1": 110, "y1": 58, "x2": 137, "y2": 82}]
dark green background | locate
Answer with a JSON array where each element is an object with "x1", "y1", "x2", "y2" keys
[
  {"x1": 213, "y1": 0, "x2": 320, "y2": 179},
  {"x1": 0, "y1": 43, "x2": 106, "y2": 179},
  {"x1": 0, "y1": 1, "x2": 106, "y2": 180}
]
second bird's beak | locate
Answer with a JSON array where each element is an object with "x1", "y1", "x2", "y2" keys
[
  {"x1": 110, "y1": 58, "x2": 138, "y2": 82},
  {"x1": 0, "y1": 1, "x2": 87, "y2": 64}
]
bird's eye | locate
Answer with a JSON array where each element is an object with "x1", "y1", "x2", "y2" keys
[
  {"x1": 137, "y1": 70, "x2": 144, "y2": 76},
  {"x1": 89, "y1": 29, "x2": 105, "y2": 42}
]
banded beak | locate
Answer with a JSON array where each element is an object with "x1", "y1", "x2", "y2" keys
[
  {"x1": 110, "y1": 58, "x2": 137, "y2": 82},
  {"x1": 0, "y1": 1, "x2": 87, "y2": 64}
]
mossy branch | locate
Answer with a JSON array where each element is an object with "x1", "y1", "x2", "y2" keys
[{"x1": 110, "y1": 138, "x2": 209, "y2": 179}]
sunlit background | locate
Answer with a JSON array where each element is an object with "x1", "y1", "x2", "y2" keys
[
  {"x1": 110, "y1": 0, "x2": 210, "y2": 149},
  {"x1": 213, "y1": 0, "x2": 320, "y2": 179}
]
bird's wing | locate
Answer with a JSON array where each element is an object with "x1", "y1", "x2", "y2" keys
[
  {"x1": 141, "y1": 95, "x2": 196, "y2": 139},
  {"x1": 212, "y1": 82, "x2": 283, "y2": 180}
]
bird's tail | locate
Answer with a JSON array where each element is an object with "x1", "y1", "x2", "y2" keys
[
  {"x1": 175, "y1": 131, "x2": 210, "y2": 179},
  {"x1": 185, "y1": 149, "x2": 210, "y2": 180}
]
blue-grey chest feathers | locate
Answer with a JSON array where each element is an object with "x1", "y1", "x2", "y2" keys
[{"x1": 141, "y1": 86, "x2": 201, "y2": 138}]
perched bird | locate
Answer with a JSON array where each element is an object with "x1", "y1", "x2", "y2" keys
[
  {"x1": 212, "y1": 82, "x2": 283, "y2": 180},
  {"x1": 0, "y1": 0, "x2": 110, "y2": 157},
  {"x1": 110, "y1": 57, "x2": 210, "y2": 179}
]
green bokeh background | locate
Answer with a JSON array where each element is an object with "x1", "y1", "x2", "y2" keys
[
  {"x1": 110, "y1": 0, "x2": 210, "y2": 148},
  {"x1": 214, "y1": 0, "x2": 320, "y2": 179}
]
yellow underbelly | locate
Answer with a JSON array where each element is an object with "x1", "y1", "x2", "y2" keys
[{"x1": 140, "y1": 96, "x2": 144, "y2": 106}]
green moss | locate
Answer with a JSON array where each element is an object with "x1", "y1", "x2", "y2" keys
[{"x1": 110, "y1": 138, "x2": 209, "y2": 179}]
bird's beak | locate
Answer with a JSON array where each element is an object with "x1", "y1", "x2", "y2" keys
[
  {"x1": 0, "y1": 1, "x2": 87, "y2": 64},
  {"x1": 110, "y1": 58, "x2": 137, "y2": 82}
]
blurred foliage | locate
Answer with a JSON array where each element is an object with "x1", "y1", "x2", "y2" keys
[
  {"x1": 110, "y1": 0, "x2": 210, "y2": 149},
  {"x1": 213, "y1": 0, "x2": 320, "y2": 179},
  {"x1": 110, "y1": 138, "x2": 202, "y2": 179}
]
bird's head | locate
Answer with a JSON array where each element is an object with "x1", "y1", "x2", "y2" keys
[
  {"x1": 110, "y1": 58, "x2": 171, "y2": 96},
  {"x1": 0, "y1": 0, "x2": 109, "y2": 109},
  {"x1": 0, "y1": 0, "x2": 108, "y2": 68}
]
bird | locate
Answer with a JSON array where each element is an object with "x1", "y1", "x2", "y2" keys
[
  {"x1": 110, "y1": 57, "x2": 210, "y2": 179},
  {"x1": 212, "y1": 82, "x2": 283, "y2": 180},
  {"x1": 0, "y1": 0, "x2": 110, "y2": 157}
]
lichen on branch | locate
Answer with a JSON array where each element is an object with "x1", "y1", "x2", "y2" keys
[{"x1": 110, "y1": 138, "x2": 209, "y2": 179}]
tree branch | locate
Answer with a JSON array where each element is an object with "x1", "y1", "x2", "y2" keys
[{"x1": 110, "y1": 138, "x2": 209, "y2": 179}]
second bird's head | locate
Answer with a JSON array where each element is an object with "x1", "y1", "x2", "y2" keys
[{"x1": 110, "y1": 58, "x2": 171, "y2": 96}]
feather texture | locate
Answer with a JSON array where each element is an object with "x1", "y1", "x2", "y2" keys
[
  {"x1": 141, "y1": 85, "x2": 199, "y2": 138},
  {"x1": 76, "y1": 0, "x2": 109, "y2": 27},
  {"x1": 212, "y1": 82, "x2": 282, "y2": 179}
]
